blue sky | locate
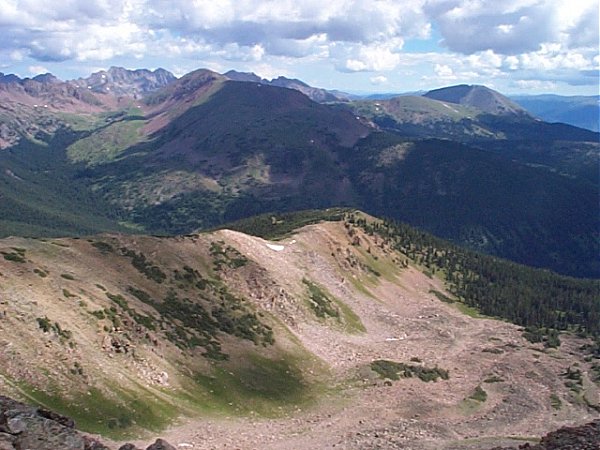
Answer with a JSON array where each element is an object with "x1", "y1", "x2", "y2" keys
[{"x1": 1, "y1": 0, "x2": 598, "y2": 95}]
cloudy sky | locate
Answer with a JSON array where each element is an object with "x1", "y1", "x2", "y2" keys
[{"x1": 1, "y1": 0, "x2": 598, "y2": 94}]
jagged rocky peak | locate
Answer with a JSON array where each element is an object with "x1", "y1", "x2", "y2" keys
[
  {"x1": 32, "y1": 73, "x2": 61, "y2": 84},
  {"x1": 424, "y1": 84, "x2": 531, "y2": 116},
  {"x1": 74, "y1": 66, "x2": 177, "y2": 96},
  {"x1": 0, "y1": 73, "x2": 22, "y2": 84}
]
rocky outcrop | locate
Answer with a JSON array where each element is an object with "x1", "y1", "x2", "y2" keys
[
  {"x1": 145, "y1": 439, "x2": 177, "y2": 450},
  {"x1": 0, "y1": 395, "x2": 175, "y2": 450},
  {"x1": 0, "y1": 395, "x2": 89, "y2": 450},
  {"x1": 489, "y1": 420, "x2": 600, "y2": 450}
]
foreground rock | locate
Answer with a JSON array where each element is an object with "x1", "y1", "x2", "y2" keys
[
  {"x1": 0, "y1": 395, "x2": 174, "y2": 450},
  {"x1": 490, "y1": 419, "x2": 600, "y2": 450}
]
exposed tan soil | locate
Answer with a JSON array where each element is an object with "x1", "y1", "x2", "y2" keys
[
  {"x1": 125, "y1": 223, "x2": 598, "y2": 449},
  {"x1": 0, "y1": 221, "x2": 597, "y2": 449}
]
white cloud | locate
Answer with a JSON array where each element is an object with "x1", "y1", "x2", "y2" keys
[
  {"x1": 9, "y1": 50, "x2": 24, "y2": 61},
  {"x1": 369, "y1": 75, "x2": 388, "y2": 84},
  {"x1": 345, "y1": 52, "x2": 400, "y2": 72},
  {"x1": 0, "y1": 0, "x2": 597, "y2": 92},
  {"x1": 513, "y1": 79, "x2": 557, "y2": 90},
  {"x1": 434, "y1": 63, "x2": 455, "y2": 79},
  {"x1": 28, "y1": 65, "x2": 49, "y2": 75},
  {"x1": 426, "y1": 0, "x2": 598, "y2": 56}
]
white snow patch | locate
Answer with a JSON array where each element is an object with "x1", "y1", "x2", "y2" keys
[{"x1": 441, "y1": 103, "x2": 459, "y2": 113}]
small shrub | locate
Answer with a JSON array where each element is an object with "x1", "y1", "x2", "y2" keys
[
  {"x1": 562, "y1": 365, "x2": 584, "y2": 393},
  {"x1": 33, "y1": 268, "x2": 48, "y2": 277},
  {"x1": 469, "y1": 385, "x2": 487, "y2": 402},
  {"x1": 429, "y1": 289, "x2": 454, "y2": 304},
  {"x1": 132, "y1": 312, "x2": 156, "y2": 331},
  {"x1": 209, "y1": 241, "x2": 248, "y2": 270},
  {"x1": 523, "y1": 326, "x2": 561, "y2": 348},
  {"x1": 120, "y1": 248, "x2": 166, "y2": 283},
  {"x1": 303, "y1": 279, "x2": 339, "y2": 319},
  {"x1": 90, "y1": 310, "x2": 106, "y2": 320},
  {"x1": 36, "y1": 316, "x2": 52, "y2": 333},
  {"x1": 483, "y1": 375, "x2": 504, "y2": 383},
  {"x1": 2, "y1": 252, "x2": 25, "y2": 263},
  {"x1": 482, "y1": 347, "x2": 504, "y2": 354},
  {"x1": 54, "y1": 323, "x2": 72, "y2": 339},
  {"x1": 370, "y1": 359, "x2": 449, "y2": 382},
  {"x1": 91, "y1": 241, "x2": 114, "y2": 253},
  {"x1": 127, "y1": 286, "x2": 154, "y2": 304},
  {"x1": 61, "y1": 273, "x2": 75, "y2": 280},
  {"x1": 36, "y1": 317, "x2": 72, "y2": 340},
  {"x1": 106, "y1": 292, "x2": 128, "y2": 309},
  {"x1": 550, "y1": 394, "x2": 562, "y2": 410},
  {"x1": 70, "y1": 362, "x2": 84, "y2": 376}
]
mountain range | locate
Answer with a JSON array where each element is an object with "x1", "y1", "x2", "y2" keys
[
  {"x1": 0, "y1": 67, "x2": 598, "y2": 278},
  {"x1": 0, "y1": 65, "x2": 599, "y2": 449},
  {"x1": 511, "y1": 94, "x2": 599, "y2": 132}
]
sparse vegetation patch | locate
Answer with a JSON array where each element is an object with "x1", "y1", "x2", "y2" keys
[
  {"x1": 429, "y1": 289, "x2": 454, "y2": 304},
  {"x1": 483, "y1": 375, "x2": 504, "y2": 383},
  {"x1": 91, "y1": 241, "x2": 114, "y2": 253},
  {"x1": 209, "y1": 241, "x2": 248, "y2": 270},
  {"x1": 468, "y1": 385, "x2": 488, "y2": 402},
  {"x1": 119, "y1": 247, "x2": 167, "y2": 283},
  {"x1": 303, "y1": 278, "x2": 339, "y2": 319},
  {"x1": 522, "y1": 326, "x2": 561, "y2": 348},
  {"x1": 370, "y1": 359, "x2": 449, "y2": 382},
  {"x1": 36, "y1": 316, "x2": 73, "y2": 340},
  {"x1": 2, "y1": 250, "x2": 26, "y2": 263}
]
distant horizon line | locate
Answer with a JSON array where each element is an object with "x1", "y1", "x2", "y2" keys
[{"x1": 1, "y1": 66, "x2": 598, "y2": 99}]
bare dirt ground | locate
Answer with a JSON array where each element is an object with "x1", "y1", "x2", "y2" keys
[{"x1": 121, "y1": 224, "x2": 598, "y2": 450}]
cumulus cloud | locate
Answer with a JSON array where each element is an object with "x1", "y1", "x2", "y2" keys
[
  {"x1": 0, "y1": 0, "x2": 430, "y2": 69},
  {"x1": 28, "y1": 65, "x2": 49, "y2": 75},
  {"x1": 0, "y1": 0, "x2": 597, "y2": 91},
  {"x1": 341, "y1": 42, "x2": 403, "y2": 72},
  {"x1": 370, "y1": 75, "x2": 388, "y2": 85},
  {"x1": 426, "y1": 0, "x2": 598, "y2": 55}
]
